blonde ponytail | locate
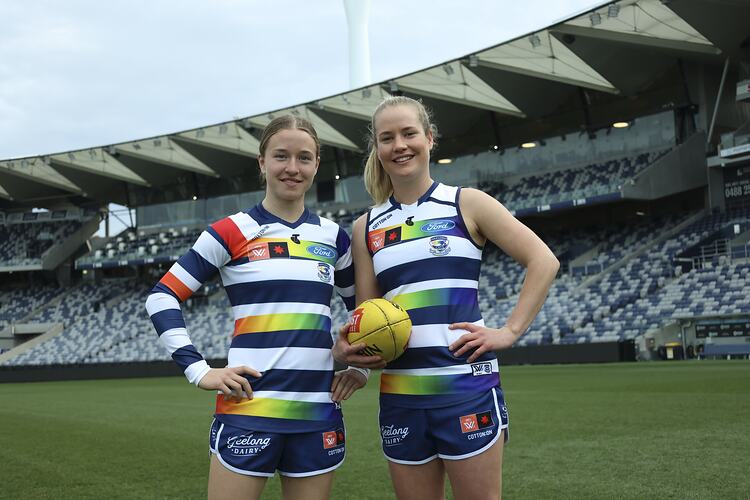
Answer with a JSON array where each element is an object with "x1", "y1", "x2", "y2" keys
[{"x1": 363, "y1": 147, "x2": 393, "y2": 205}]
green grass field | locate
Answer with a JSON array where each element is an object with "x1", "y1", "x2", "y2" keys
[{"x1": 0, "y1": 361, "x2": 748, "y2": 499}]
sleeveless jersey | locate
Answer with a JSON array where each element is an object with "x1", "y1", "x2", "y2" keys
[
  {"x1": 366, "y1": 182, "x2": 500, "y2": 408},
  {"x1": 146, "y1": 203, "x2": 355, "y2": 432}
]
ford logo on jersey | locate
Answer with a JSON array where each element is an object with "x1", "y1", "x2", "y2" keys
[
  {"x1": 421, "y1": 220, "x2": 455, "y2": 233},
  {"x1": 307, "y1": 244, "x2": 336, "y2": 259}
]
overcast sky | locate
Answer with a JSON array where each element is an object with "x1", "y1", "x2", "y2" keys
[{"x1": 0, "y1": 0, "x2": 605, "y2": 160}]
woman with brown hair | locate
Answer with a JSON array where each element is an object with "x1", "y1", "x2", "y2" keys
[{"x1": 147, "y1": 115, "x2": 376, "y2": 499}]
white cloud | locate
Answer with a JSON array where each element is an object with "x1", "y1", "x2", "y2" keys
[{"x1": 0, "y1": 0, "x2": 603, "y2": 159}]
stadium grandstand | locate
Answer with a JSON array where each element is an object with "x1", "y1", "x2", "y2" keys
[{"x1": 2, "y1": 0, "x2": 750, "y2": 375}]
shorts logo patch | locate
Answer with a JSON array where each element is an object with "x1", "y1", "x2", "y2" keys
[
  {"x1": 323, "y1": 428, "x2": 345, "y2": 449},
  {"x1": 428, "y1": 236, "x2": 450, "y2": 256},
  {"x1": 381, "y1": 424, "x2": 410, "y2": 446},
  {"x1": 460, "y1": 414, "x2": 478, "y2": 433},
  {"x1": 226, "y1": 433, "x2": 271, "y2": 456},
  {"x1": 476, "y1": 411, "x2": 494, "y2": 429},
  {"x1": 460, "y1": 411, "x2": 494, "y2": 433},
  {"x1": 471, "y1": 361, "x2": 493, "y2": 376}
]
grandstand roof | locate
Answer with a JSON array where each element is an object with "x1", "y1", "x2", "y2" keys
[{"x1": 1, "y1": 0, "x2": 747, "y2": 210}]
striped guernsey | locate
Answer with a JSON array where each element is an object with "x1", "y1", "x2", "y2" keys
[
  {"x1": 366, "y1": 182, "x2": 500, "y2": 408},
  {"x1": 146, "y1": 203, "x2": 355, "y2": 432}
]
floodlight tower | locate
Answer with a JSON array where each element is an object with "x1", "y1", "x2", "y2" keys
[{"x1": 342, "y1": 0, "x2": 372, "y2": 89}]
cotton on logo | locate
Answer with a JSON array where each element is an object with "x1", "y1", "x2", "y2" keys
[{"x1": 460, "y1": 414, "x2": 478, "y2": 433}]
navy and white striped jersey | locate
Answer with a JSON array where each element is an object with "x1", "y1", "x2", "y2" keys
[
  {"x1": 365, "y1": 182, "x2": 500, "y2": 408},
  {"x1": 145, "y1": 203, "x2": 355, "y2": 432}
]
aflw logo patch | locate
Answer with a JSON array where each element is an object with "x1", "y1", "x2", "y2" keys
[
  {"x1": 246, "y1": 241, "x2": 290, "y2": 261},
  {"x1": 459, "y1": 411, "x2": 494, "y2": 433},
  {"x1": 322, "y1": 429, "x2": 345, "y2": 449},
  {"x1": 247, "y1": 243, "x2": 268, "y2": 260}
]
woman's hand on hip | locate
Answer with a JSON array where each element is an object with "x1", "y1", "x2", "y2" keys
[
  {"x1": 331, "y1": 368, "x2": 367, "y2": 402},
  {"x1": 198, "y1": 366, "x2": 262, "y2": 402},
  {"x1": 448, "y1": 322, "x2": 519, "y2": 363}
]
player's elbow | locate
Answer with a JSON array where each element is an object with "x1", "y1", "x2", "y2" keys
[
  {"x1": 542, "y1": 248, "x2": 560, "y2": 277},
  {"x1": 549, "y1": 252, "x2": 561, "y2": 275},
  {"x1": 529, "y1": 248, "x2": 560, "y2": 281},
  {"x1": 145, "y1": 292, "x2": 160, "y2": 316}
]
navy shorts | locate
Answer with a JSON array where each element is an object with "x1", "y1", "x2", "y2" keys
[
  {"x1": 209, "y1": 418, "x2": 346, "y2": 477},
  {"x1": 379, "y1": 387, "x2": 509, "y2": 464}
]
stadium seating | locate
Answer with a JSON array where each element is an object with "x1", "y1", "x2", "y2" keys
[
  {"x1": 0, "y1": 221, "x2": 82, "y2": 266},
  {"x1": 4, "y1": 203, "x2": 750, "y2": 367},
  {"x1": 76, "y1": 226, "x2": 202, "y2": 268},
  {"x1": 76, "y1": 209, "x2": 366, "y2": 268},
  {"x1": 479, "y1": 150, "x2": 668, "y2": 212},
  {"x1": 528, "y1": 209, "x2": 750, "y2": 345},
  {"x1": 0, "y1": 284, "x2": 67, "y2": 328}
]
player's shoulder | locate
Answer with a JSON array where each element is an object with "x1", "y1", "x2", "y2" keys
[
  {"x1": 317, "y1": 213, "x2": 346, "y2": 234},
  {"x1": 430, "y1": 182, "x2": 459, "y2": 201},
  {"x1": 458, "y1": 186, "x2": 491, "y2": 202},
  {"x1": 368, "y1": 199, "x2": 393, "y2": 221}
]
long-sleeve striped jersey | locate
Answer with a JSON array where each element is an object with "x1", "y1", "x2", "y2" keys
[
  {"x1": 145, "y1": 203, "x2": 355, "y2": 433},
  {"x1": 365, "y1": 182, "x2": 500, "y2": 408}
]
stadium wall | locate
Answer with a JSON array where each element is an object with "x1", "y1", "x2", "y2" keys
[
  {"x1": 0, "y1": 342, "x2": 636, "y2": 383},
  {"x1": 621, "y1": 132, "x2": 707, "y2": 200}
]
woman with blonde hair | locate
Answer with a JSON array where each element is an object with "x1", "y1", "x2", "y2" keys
[{"x1": 335, "y1": 96, "x2": 559, "y2": 499}]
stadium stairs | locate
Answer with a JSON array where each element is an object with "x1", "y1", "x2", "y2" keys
[
  {"x1": 0, "y1": 217, "x2": 98, "y2": 272},
  {"x1": 0, "y1": 323, "x2": 64, "y2": 364},
  {"x1": 0, "y1": 282, "x2": 86, "y2": 363},
  {"x1": 563, "y1": 211, "x2": 750, "y2": 344},
  {"x1": 576, "y1": 210, "x2": 708, "y2": 288}
]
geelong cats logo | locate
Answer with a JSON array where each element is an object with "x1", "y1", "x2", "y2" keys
[{"x1": 428, "y1": 236, "x2": 450, "y2": 256}]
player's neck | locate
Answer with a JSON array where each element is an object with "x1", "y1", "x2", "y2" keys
[
  {"x1": 391, "y1": 175, "x2": 434, "y2": 206},
  {"x1": 261, "y1": 196, "x2": 306, "y2": 223}
]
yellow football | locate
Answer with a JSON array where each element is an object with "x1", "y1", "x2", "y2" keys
[{"x1": 348, "y1": 298, "x2": 412, "y2": 363}]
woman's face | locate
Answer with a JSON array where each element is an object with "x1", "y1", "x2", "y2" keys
[
  {"x1": 258, "y1": 128, "x2": 319, "y2": 203},
  {"x1": 374, "y1": 104, "x2": 433, "y2": 181}
]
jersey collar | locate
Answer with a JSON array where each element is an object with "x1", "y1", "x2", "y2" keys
[
  {"x1": 249, "y1": 203, "x2": 317, "y2": 229},
  {"x1": 388, "y1": 180, "x2": 439, "y2": 209}
]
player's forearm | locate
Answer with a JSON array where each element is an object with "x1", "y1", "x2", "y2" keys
[{"x1": 504, "y1": 253, "x2": 559, "y2": 338}]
